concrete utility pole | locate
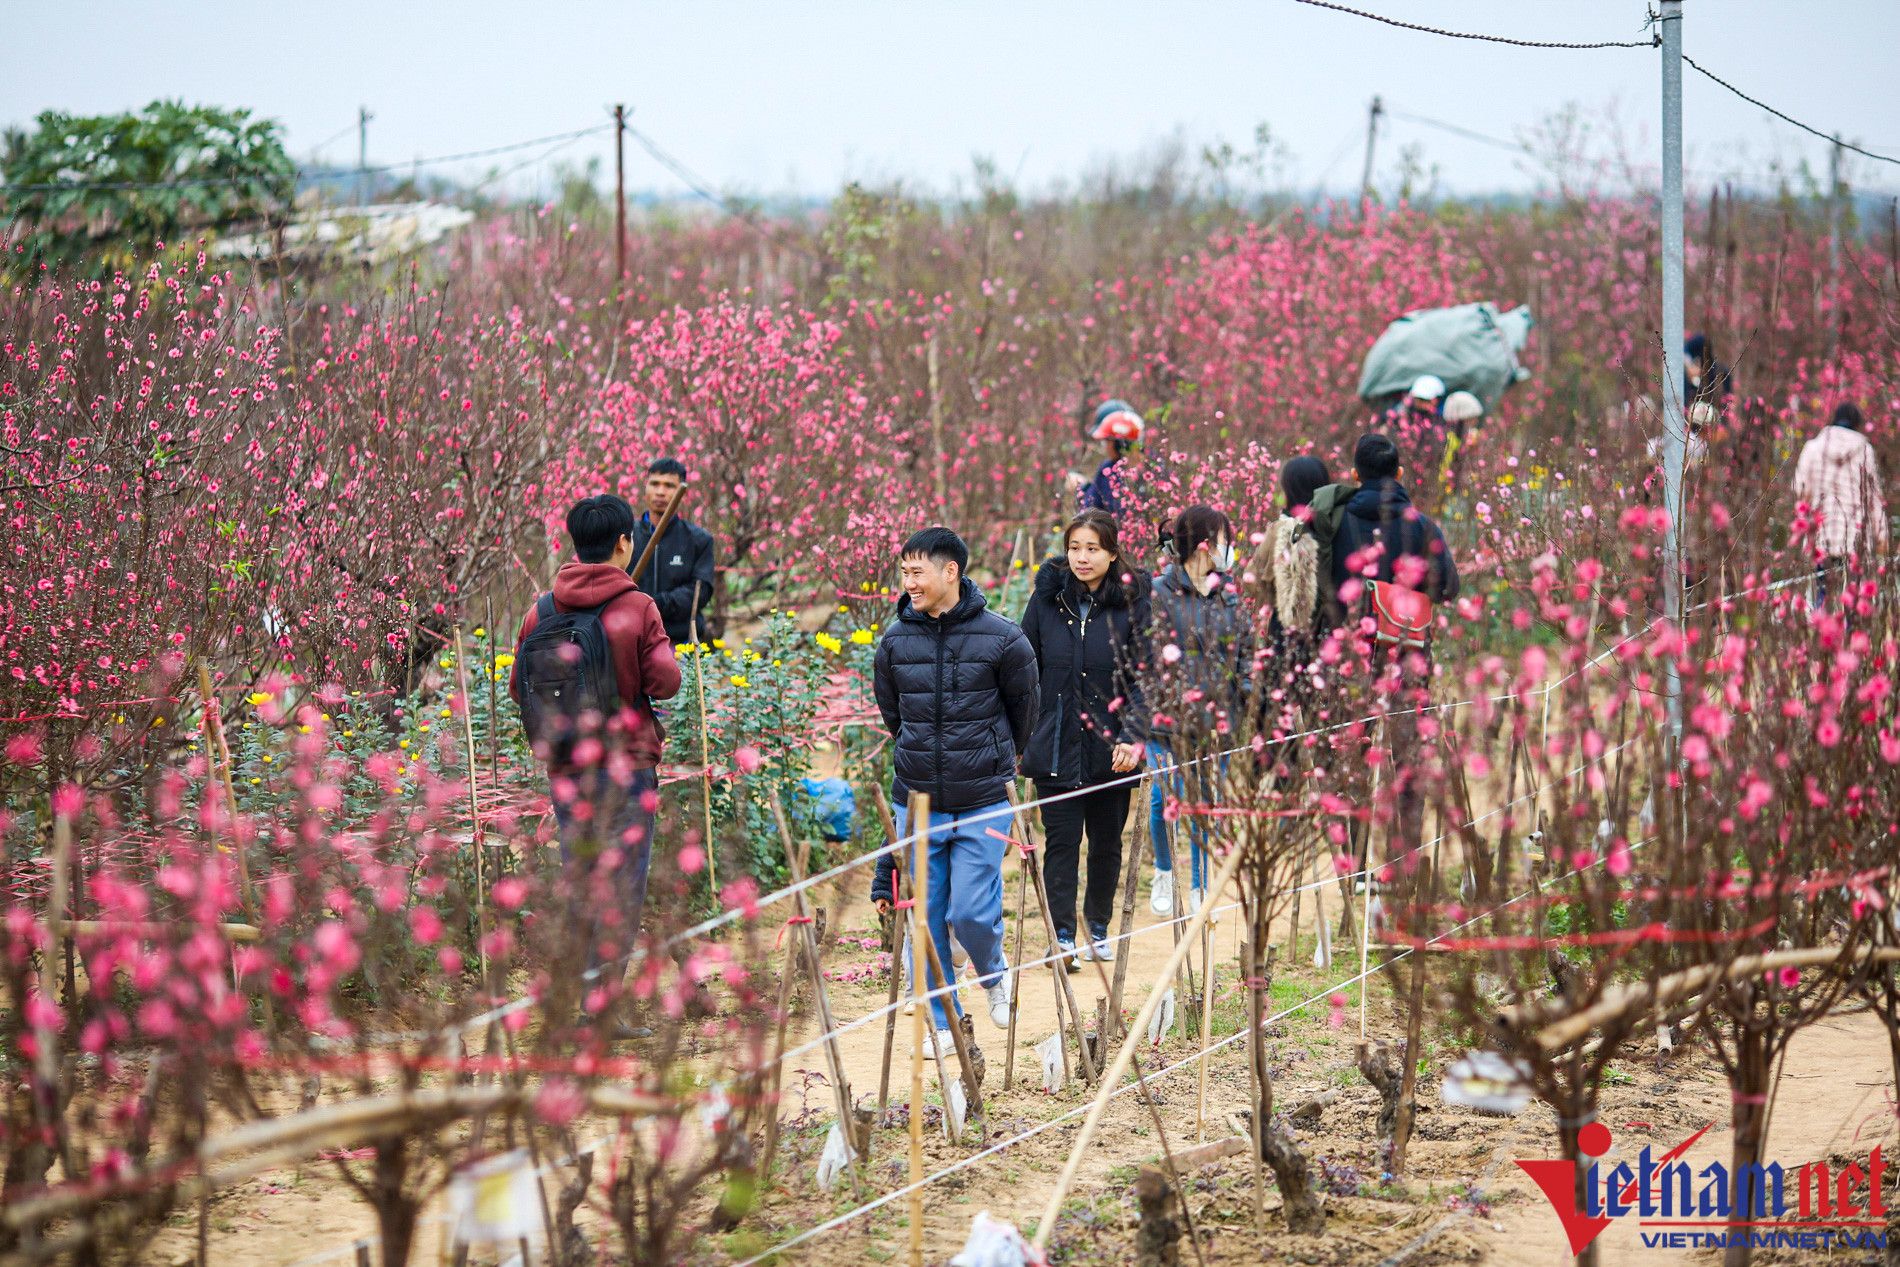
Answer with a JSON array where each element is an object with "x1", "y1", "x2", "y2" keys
[
  {"x1": 1360, "y1": 95, "x2": 1384, "y2": 201},
  {"x1": 1658, "y1": 0, "x2": 1686, "y2": 739},
  {"x1": 613, "y1": 104, "x2": 628, "y2": 281},
  {"x1": 357, "y1": 105, "x2": 374, "y2": 206},
  {"x1": 1828, "y1": 134, "x2": 1844, "y2": 357}
]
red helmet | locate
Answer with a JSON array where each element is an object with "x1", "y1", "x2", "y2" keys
[{"x1": 1090, "y1": 408, "x2": 1145, "y2": 443}]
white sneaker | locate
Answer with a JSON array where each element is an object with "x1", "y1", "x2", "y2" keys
[
  {"x1": 1089, "y1": 934, "x2": 1113, "y2": 962},
  {"x1": 1055, "y1": 938, "x2": 1080, "y2": 974},
  {"x1": 922, "y1": 1028, "x2": 957, "y2": 1060},
  {"x1": 1188, "y1": 887, "x2": 1206, "y2": 917},
  {"x1": 1150, "y1": 870, "x2": 1175, "y2": 915},
  {"x1": 985, "y1": 957, "x2": 1013, "y2": 1028},
  {"x1": 903, "y1": 998, "x2": 916, "y2": 1016}
]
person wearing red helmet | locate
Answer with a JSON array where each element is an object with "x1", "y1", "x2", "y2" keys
[{"x1": 1066, "y1": 399, "x2": 1147, "y2": 518}]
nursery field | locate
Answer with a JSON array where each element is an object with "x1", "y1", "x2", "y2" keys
[{"x1": 2, "y1": 162, "x2": 1898, "y2": 1267}]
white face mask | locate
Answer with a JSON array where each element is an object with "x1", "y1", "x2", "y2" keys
[{"x1": 1212, "y1": 542, "x2": 1237, "y2": 572}]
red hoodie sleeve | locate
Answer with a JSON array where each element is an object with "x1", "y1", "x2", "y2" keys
[{"x1": 603, "y1": 590, "x2": 682, "y2": 703}]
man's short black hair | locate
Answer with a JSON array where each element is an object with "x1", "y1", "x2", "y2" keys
[
  {"x1": 1354, "y1": 433, "x2": 1401, "y2": 483},
  {"x1": 567, "y1": 494, "x2": 637, "y2": 563},
  {"x1": 899, "y1": 525, "x2": 968, "y2": 575},
  {"x1": 647, "y1": 457, "x2": 689, "y2": 479},
  {"x1": 1833, "y1": 401, "x2": 1864, "y2": 431}
]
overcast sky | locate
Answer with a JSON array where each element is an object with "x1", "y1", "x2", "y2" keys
[{"x1": 6, "y1": 1, "x2": 1898, "y2": 203}]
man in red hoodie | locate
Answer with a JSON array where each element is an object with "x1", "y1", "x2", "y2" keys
[{"x1": 511, "y1": 494, "x2": 682, "y2": 959}]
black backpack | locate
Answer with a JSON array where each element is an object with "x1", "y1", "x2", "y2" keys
[{"x1": 514, "y1": 593, "x2": 621, "y2": 766}]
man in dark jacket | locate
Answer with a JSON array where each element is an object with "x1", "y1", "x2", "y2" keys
[
  {"x1": 630, "y1": 457, "x2": 716, "y2": 646},
  {"x1": 1328, "y1": 433, "x2": 1459, "y2": 867},
  {"x1": 512, "y1": 494, "x2": 683, "y2": 975},
  {"x1": 1329, "y1": 433, "x2": 1461, "y2": 606},
  {"x1": 872, "y1": 526, "x2": 1038, "y2": 1052}
]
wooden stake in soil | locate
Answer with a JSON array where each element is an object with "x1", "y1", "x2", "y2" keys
[
  {"x1": 908, "y1": 793, "x2": 930, "y2": 1267},
  {"x1": 1241, "y1": 932, "x2": 1268, "y2": 1238},
  {"x1": 1107, "y1": 774, "x2": 1149, "y2": 1041},
  {"x1": 1032, "y1": 842, "x2": 1247, "y2": 1254},
  {"x1": 688, "y1": 584, "x2": 717, "y2": 896},
  {"x1": 1008, "y1": 795, "x2": 1098, "y2": 1084},
  {"x1": 768, "y1": 799, "x2": 867, "y2": 1195},
  {"x1": 876, "y1": 804, "x2": 910, "y2": 1112},
  {"x1": 451, "y1": 627, "x2": 496, "y2": 992},
  {"x1": 1004, "y1": 852, "x2": 1028, "y2": 1090},
  {"x1": 1196, "y1": 906, "x2": 1218, "y2": 1144},
  {"x1": 756, "y1": 836, "x2": 810, "y2": 1194}
]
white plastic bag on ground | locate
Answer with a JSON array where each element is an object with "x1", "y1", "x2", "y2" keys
[
  {"x1": 1036, "y1": 1034, "x2": 1062, "y2": 1092},
  {"x1": 447, "y1": 1149, "x2": 539, "y2": 1243},
  {"x1": 1146, "y1": 987, "x2": 1177, "y2": 1045},
  {"x1": 944, "y1": 1073, "x2": 967, "y2": 1140},
  {"x1": 1440, "y1": 1050, "x2": 1532, "y2": 1115},
  {"x1": 815, "y1": 1120, "x2": 858, "y2": 1192},
  {"x1": 1313, "y1": 888, "x2": 1333, "y2": 969},
  {"x1": 949, "y1": 1211, "x2": 1050, "y2": 1267}
]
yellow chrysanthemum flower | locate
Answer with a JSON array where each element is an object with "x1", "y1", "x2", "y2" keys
[
  {"x1": 247, "y1": 693, "x2": 271, "y2": 706},
  {"x1": 729, "y1": 675, "x2": 751, "y2": 689},
  {"x1": 850, "y1": 629, "x2": 875, "y2": 645}
]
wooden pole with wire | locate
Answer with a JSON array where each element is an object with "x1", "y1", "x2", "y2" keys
[
  {"x1": 452, "y1": 627, "x2": 496, "y2": 995},
  {"x1": 907, "y1": 793, "x2": 930, "y2": 1267},
  {"x1": 688, "y1": 584, "x2": 717, "y2": 895}
]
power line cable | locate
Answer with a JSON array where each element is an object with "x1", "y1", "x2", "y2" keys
[
  {"x1": 623, "y1": 123, "x2": 825, "y2": 264},
  {"x1": 1681, "y1": 55, "x2": 1900, "y2": 168},
  {"x1": 1289, "y1": 0, "x2": 1656, "y2": 50},
  {"x1": 0, "y1": 124, "x2": 614, "y2": 194}
]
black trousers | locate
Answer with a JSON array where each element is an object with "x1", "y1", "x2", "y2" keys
[{"x1": 1036, "y1": 782, "x2": 1132, "y2": 943}]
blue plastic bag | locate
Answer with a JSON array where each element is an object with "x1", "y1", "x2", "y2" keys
[{"x1": 797, "y1": 777, "x2": 857, "y2": 842}]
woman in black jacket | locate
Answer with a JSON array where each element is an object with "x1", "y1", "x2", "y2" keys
[{"x1": 1020, "y1": 509, "x2": 1151, "y2": 967}]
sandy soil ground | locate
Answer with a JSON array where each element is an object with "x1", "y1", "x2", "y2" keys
[{"x1": 126, "y1": 837, "x2": 1897, "y2": 1267}]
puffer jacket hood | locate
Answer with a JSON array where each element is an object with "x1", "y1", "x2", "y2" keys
[
  {"x1": 873, "y1": 577, "x2": 1040, "y2": 812},
  {"x1": 1020, "y1": 559, "x2": 1152, "y2": 789}
]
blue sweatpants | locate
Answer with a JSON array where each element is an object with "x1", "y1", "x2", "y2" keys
[{"x1": 893, "y1": 799, "x2": 1011, "y2": 1029}]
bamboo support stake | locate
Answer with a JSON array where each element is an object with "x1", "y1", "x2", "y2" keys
[
  {"x1": 1107, "y1": 774, "x2": 1148, "y2": 1040},
  {"x1": 908, "y1": 793, "x2": 929, "y2": 1267},
  {"x1": 756, "y1": 835, "x2": 811, "y2": 1194},
  {"x1": 689, "y1": 586, "x2": 717, "y2": 896},
  {"x1": 1031, "y1": 841, "x2": 1246, "y2": 1254},
  {"x1": 768, "y1": 799, "x2": 867, "y2": 1196},
  {"x1": 452, "y1": 628, "x2": 494, "y2": 992},
  {"x1": 915, "y1": 897, "x2": 987, "y2": 1141},
  {"x1": 1242, "y1": 930, "x2": 1268, "y2": 1238},
  {"x1": 926, "y1": 336, "x2": 948, "y2": 512},
  {"x1": 1197, "y1": 905, "x2": 1218, "y2": 1143},
  {"x1": 877, "y1": 826, "x2": 910, "y2": 1111},
  {"x1": 1006, "y1": 785, "x2": 1097, "y2": 1084},
  {"x1": 1004, "y1": 857, "x2": 1028, "y2": 1090},
  {"x1": 196, "y1": 663, "x2": 255, "y2": 923}
]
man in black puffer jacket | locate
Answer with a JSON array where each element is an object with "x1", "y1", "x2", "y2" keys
[{"x1": 870, "y1": 526, "x2": 1038, "y2": 1051}]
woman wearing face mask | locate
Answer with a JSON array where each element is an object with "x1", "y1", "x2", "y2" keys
[
  {"x1": 1020, "y1": 509, "x2": 1152, "y2": 968},
  {"x1": 1147, "y1": 505, "x2": 1253, "y2": 916}
]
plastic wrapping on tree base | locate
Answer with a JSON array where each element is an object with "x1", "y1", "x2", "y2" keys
[
  {"x1": 815, "y1": 1120, "x2": 859, "y2": 1192},
  {"x1": 1037, "y1": 1033, "x2": 1063, "y2": 1093},
  {"x1": 1440, "y1": 1050, "x2": 1532, "y2": 1115},
  {"x1": 949, "y1": 1211, "x2": 1049, "y2": 1267},
  {"x1": 1356, "y1": 301, "x2": 1534, "y2": 409},
  {"x1": 1145, "y1": 987, "x2": 1177, "y2": 1045}
]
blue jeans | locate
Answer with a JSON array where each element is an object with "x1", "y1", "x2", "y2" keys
[
  {"x1": 894, "y1": 800, "x2": 1011, "y2": 1029},
  {"x1": 1148, "y1": 746, "x2": 1209, "y2": 892},
  {"x1": 550, "y1": 765, "x2": 659, "y2": 970}
]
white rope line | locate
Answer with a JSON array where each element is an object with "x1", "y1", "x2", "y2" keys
[
  {"x1": 345, "y1": 565, "x2": 1795, "y2": 1058},
  {"x1": 731, "y1": 829, "x2": 1662, "y2": 1267}
]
